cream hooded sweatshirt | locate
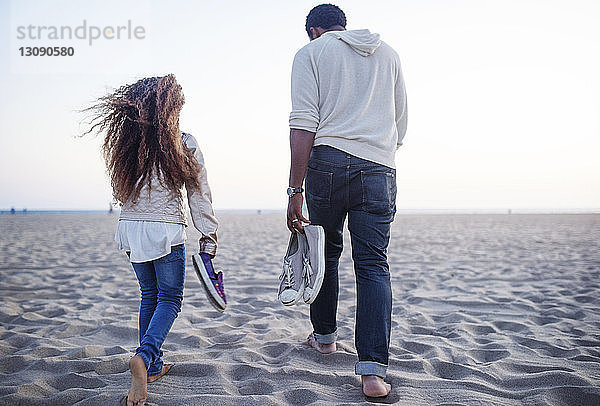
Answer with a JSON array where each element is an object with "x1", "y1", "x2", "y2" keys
[{"x1": 289, "y1": 29, "x2": 407, "y2": 168}]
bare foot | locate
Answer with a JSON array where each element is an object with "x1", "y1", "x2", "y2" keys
[
  {"x1": 147, "y1": 363, "x2": 174, "y2": 383},
  {"x1": 361, "y1": 375, "x2": 391, "y2": 398},
  {"x1": 306, "y1": 333, "x2": 336, "y2": 354},
  {"x1": 127, "y1": 355, "x2": 147, "y2": 406}
]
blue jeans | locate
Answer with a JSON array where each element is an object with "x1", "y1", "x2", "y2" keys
[
  {"x1": 130, "y1": 244, "x2": 185, "y2": 376},
  {"x1": 305, "y1": 145, "x2": 396, "y2": 378}
]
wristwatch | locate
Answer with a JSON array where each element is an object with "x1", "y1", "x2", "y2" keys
[{"x1": 287, "y1": 186, "x2": 304, "y2": 197}]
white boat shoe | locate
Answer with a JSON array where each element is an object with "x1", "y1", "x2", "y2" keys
[
  {"x1": 302, "y1": 225, "x2": 325, "y2": 304},
  {"x1": 278, "y1": 225, "x2": 325, "y2": 306}
]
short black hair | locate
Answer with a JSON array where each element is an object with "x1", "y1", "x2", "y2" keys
[{"x1": 305, "y1": 4, "x2": 346, "y2": 39}]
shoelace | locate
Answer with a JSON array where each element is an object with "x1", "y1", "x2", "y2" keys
[
  {"x1": 303, "y1": 257, "x2": 313, "y2": 286},
  {"x1": 280, "y1": 260, "x2": 294, "y2": 288},
  {"x1": 209, "y1": 270, "x2": 226, "y2": 299},
  {"x1": 213, "y1": 279, "x2": 224, "y2": 295}
]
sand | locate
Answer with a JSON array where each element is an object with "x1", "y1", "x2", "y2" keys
[{"x1": 0, "y1": 212, "x2": 599, "y2": 405}]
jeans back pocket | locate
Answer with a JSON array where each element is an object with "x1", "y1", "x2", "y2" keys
[
  {"x1": 156, "y1": 244, "x2": 185, "y2": 264},
  {"x1": 360, "y1": 170, "x2": 396, "y2": 215},
  {"x1": 306, "y1": 166, "x2": 333, "y2": 208}
]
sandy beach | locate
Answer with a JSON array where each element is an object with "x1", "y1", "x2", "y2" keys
[{"x1": 0, "y1": 212, "x2": 599, "y2": 405}]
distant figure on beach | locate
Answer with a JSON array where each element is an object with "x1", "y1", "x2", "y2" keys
[
  {"x1": 286, "y1": 4, "x2": 407, "y2": 398},
  {"x1": 86, "y1": 75, "x2": 225, "y2": 406}
]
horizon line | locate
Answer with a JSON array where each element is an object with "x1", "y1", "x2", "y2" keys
[{"x1": 1, "y1": 208, "x2": 599, "y2": 215}]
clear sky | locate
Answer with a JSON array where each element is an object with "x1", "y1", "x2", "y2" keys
[{"x1": 1, "y1": 0, "x2": 599, "y2": 211}]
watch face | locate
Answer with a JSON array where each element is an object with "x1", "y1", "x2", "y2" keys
[{"x1": 287, "y1": 187, "x2": 302, "y2": 197}]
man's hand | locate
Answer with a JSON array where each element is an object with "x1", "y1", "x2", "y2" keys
[
  {"x1": 287, "y1": 193, "x2": 310, "y2": 233},
  {"x1": 286, "y1": 128, "x2": 315, "y2": 234}
]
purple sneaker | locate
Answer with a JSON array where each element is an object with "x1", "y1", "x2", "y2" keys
[{"x1": 192, "y1": 253, "x2": 227, "y2": 312}]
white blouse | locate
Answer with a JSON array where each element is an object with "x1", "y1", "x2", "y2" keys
[{"x1": 115, "y1": 220, "x2": 186, "y2": 263}]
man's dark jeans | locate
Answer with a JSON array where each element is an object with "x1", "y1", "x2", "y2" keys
[{"x1": 305, "y1": 145, "x2": 396, "y2": 378}]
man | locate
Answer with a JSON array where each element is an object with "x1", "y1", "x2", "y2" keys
[{"x1": 286, "y1": 3, "x2": 407, "y2": 398}]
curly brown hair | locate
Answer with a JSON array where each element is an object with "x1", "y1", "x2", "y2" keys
[{"x1": 84, "y1": 74, "x2": 202, "y2": 203}]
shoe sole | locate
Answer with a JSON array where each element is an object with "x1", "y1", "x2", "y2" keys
[
  {"x1": 279, "y1": 232, "x2": 305, "y2": 306},
  {"x1": 279, "y1": 285, "x2": 305, "y2": 306},
  {"x1": 192, "y1": 254, "x2": 226, "y2": 313},
  {"x1": 304, "y1": 226, "x2": 325, "y2": 304}
]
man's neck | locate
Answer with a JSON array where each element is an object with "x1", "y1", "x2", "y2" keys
[{"x1": 322, "y1": 25, "x2": 345, "y2": 34}]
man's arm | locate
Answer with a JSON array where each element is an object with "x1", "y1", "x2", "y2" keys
[
  {"x1": 287, "y1": 46, "x2": 319, "y2": 233},
  {"x1": 286, "y1": 128, "x2": 315, "y2": 233}
]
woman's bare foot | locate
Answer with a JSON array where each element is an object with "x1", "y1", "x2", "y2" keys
[
  {"x1": 127, "y1": 355, "x2": 147, "y2": 406},
  {"x1": 306, "y1": 333, "x2": 336, "y2": 354},
  {"x1": 361, "y1": 375, "x2": 391, "y2": 398}
]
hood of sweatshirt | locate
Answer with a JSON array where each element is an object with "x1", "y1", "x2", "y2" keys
[{"x1": 328, "y1": 29, "x2": 381, "y2": 57}]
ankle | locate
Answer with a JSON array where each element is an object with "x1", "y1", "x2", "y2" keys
[
  {"x1": 307, "y1": 333, "x2": 337, "y2": 354},
  {"x1": 129, "y1": 355, "x2": 147, "y2": 376},
  {"x1": 320, "y1": 342, "x2": 336, "y2": 351}
]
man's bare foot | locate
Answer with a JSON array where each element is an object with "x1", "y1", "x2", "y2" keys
[
  {"x1": 306, "y1": 333, "x2": 336, "y2": 354},
  {"x1": 361, "y1": 375, "x2": 391, "y2": 398},
  {"x1": 127, "y1": 355, "x2": 147, "y2": 406}
]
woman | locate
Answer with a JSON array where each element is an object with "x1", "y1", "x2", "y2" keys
[{"x1": 86, "y1": 74, "x2": 226, "y2": 405}]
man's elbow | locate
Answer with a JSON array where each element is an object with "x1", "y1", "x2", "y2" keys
[{"x1": 290, "y1": 128, "x2": 316, "y2": 138}]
